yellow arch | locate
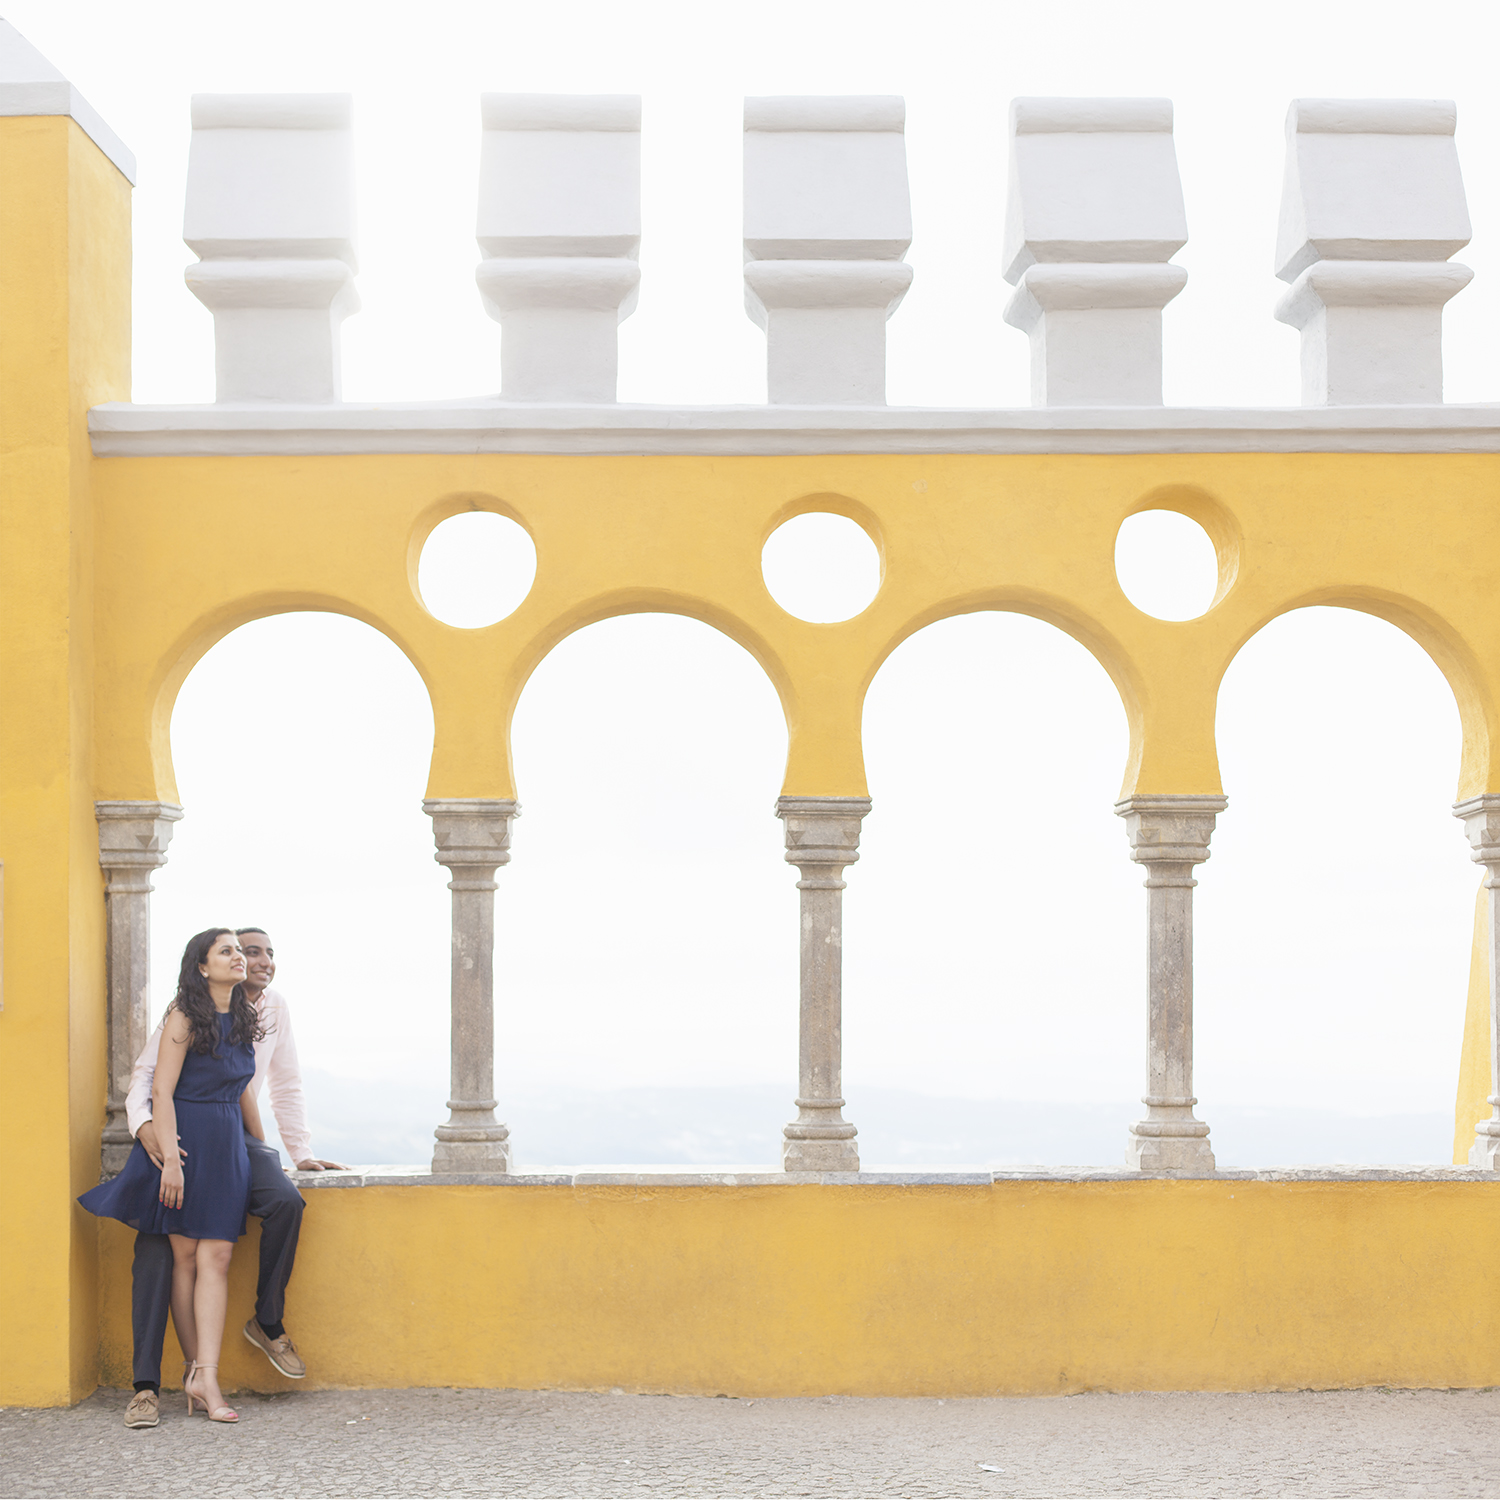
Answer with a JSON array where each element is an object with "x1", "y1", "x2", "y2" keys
[
  {"x1": 1214, "y1": 586, "x2": 1490, "y2": 801},
  {"x1": 498, "y1": 588, "x2": 795, "y2": 785},
  {"x1": 857, "y1": 588, "x2": 1143, "y2": 796},
  {"x1": 143, "y1": 593, "x2": 437, "y2": 807}
]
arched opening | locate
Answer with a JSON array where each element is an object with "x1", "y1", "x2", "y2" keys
[
  {"x1": 501, "y1": 612, "x2": 791, "y2": 1166},
  {"x1": 848, "y1": 611, "x2": 1141, "y2": 1167},
  {"x1": 148, "y1": 612, "x2": 445, "y2": 1166},
  {"x1": 1199, "y1": 605, "x2": 1474, "y2": 1165}
]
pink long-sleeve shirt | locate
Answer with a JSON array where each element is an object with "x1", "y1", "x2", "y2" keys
[{"x1": 124, "y1": 986, "x2": 315, "y2": 1166}]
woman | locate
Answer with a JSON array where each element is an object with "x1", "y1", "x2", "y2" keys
[{"x1": 81, "y1": 928, "x2": 265, "y2": 1424}]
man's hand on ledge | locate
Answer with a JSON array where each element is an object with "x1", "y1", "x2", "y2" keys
[{"x1": 294, "y1": 1157, "x2": 351, "y2": 1172}]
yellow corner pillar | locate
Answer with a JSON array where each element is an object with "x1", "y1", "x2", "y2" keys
[{"x1": 0, "y1": 108, "x2": 133, "y2": 1405}]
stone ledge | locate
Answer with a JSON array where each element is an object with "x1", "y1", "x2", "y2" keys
[
  {"x1": 286, "y1": 1163, "x2": 1500, "y2": 1188},
  {"x1": 88, "y1": 400, "x2": 1500, "y2": 458}
]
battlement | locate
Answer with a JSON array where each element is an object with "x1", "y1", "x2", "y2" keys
[
  {"x1": 144, "y1": 85, "x2": 1471, "y2": 416},
  {"x1": 1, "y1": 41, "x2": 1480, "y2": 436}
]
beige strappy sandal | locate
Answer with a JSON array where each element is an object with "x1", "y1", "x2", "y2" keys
[{"x1": 184, "y1": 1361, "x2": 239, "y2": 1423}]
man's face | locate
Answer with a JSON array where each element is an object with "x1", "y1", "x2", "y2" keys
[{"x1": 240, "y1": 931, "x2": 276, "y2": 992}]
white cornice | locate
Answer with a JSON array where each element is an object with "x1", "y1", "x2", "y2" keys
[{"x1": 88, "y1": 399, "x2": 1500, "y2": 458}]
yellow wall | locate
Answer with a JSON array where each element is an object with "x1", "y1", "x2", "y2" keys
[
  {"x1": 0, "y1": 116, "x2": 130, "y2": 1407},
  {"x1": 97, "y1": 1180, "x2": 1500, "y2": 1396}
]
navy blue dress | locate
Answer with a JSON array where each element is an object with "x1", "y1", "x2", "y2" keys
[{"x1": 80, "y1": 1011, "x2": 253, "y2": 1241}]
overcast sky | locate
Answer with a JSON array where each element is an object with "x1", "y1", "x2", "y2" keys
[{"x1": 11, "y1": 0, "x2": 1494, "y2": 1164}]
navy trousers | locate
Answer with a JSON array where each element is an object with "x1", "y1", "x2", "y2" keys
[{"x1": 131, "y1": 1131, "x2": 305, "y2": 1389}]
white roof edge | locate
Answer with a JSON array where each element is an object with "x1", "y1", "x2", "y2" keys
[
  {"x1": 86, "y1": 400, "x2": 1500, "y2": 458},
  {"x1": 480, "y1": 93, "x2": 641, "y2": 132},
  {"x1": 1011, "y1": 96, "x2": 1173, "y2": 135},
  {"x1": 744, "y1": 95, "x2": 905, "y2": 133},
  {"x1": 0, "y1": 79, "x2": 136, "y2": 182},
  {"x1": 1288, "y1": 97, "x2": 1456, "y2": 136},
  {"x1": 190, "y1": 93, "x2": 352, "y2": 131}
]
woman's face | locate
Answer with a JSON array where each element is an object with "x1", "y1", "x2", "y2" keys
[{"x1": 199, "y1": 932, "x2": 246, "y2": 988}]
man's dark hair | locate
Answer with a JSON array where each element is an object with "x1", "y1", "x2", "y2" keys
[{"x1": 236, "y1": 927, "x2": 269, "y2": 938}]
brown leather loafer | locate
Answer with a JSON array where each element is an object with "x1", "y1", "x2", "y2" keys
[
  {"x1": 242, "y1": 1317, "x2": 307, "y2": 1378},
  {"x1": 124, "y1": 1389, "x2": 159, "y2": 1428}
]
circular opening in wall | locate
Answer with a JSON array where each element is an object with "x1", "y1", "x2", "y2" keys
[
  {"x1": 1114, "y1": 510, "x2": 1220, "y2": 622},
  {"x1": 418, "y1": 511, "x2": 537, "y2": 628},
  {"x1": 762, "y1": 512, "x2": 881, "y2": 623}
]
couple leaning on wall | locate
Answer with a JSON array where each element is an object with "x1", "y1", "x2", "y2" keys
[{"x1": 78, "y1": 926, "x2": 345, "y2": 1428}]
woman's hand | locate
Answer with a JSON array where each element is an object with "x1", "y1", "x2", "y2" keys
[{"x1": 159, "y1": 1153, "x2": 185, "y2": 1210}]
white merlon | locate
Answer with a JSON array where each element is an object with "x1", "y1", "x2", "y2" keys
[
  {"x1": 0, "y1": 20, "x2": 135, "y2": 182},
  {"x1": 184, "y1": 94, "x2": 358, "y2": 403},
  {"x1": 743, "y1": 96, "x2": 912, "y2": 405},
  {"x1": 1274, "y1": 98, "x2": 1472, "y2": 405},
  {"x1": 1002, "y1": 98, "x2": 1188, "y2": 407},
  {"x1": 477, "y1": 94, "x2": 641, "y2": 403}
]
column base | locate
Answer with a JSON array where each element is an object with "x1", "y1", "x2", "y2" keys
[
  {"x1": 432, "y1": 1135, "x2": 512, "y2": 1175},
  {"x1": 433, "y1": 1104, "x2": 512, "y2": 1175},
  {"x1": 783, "y1": 1097, "x2": 860, "y2": 1172},
  {"x1": 782, "y1": 1135, "x2": 860, "y2": 1173},
  {"x1": 100, "y1": 1128, "x2": 134, "y2": 1180},
  {"x1": 1469, "y1": 1123, "x2": 1500, "y2": 1170},
  {"x1": 1127, "y1": 1108, "x2": 1215, "y2": 1175}
]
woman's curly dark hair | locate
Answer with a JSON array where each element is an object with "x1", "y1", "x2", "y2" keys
[{"x1": 171, "y1": 927, "x2": 265, "y2": 1055}]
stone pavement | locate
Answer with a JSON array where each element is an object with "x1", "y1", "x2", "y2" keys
[{"x1": 2, "y1": 1386, "x2": 1498, "y2": 1498}]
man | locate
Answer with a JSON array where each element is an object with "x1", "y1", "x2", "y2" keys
[{"x1": 120, "y1": 927, "x2": 347, "y2": 1429}]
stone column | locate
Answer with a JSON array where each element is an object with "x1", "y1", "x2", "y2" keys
[
  {"x1": 95, "y1": 801, "x2": 184, "y2": 1177},
  {"x1": 776, "y1": 795, "x2": 870, "y2": 1172},
  {"x1": 1454, "y1": 796, "x2": 1500, "y2": 1168},
  {"x1": 424, "y1": 798, "x2": 519, "y2": 1174},
  {"x1": 1115, "y1": 794, "x2": 1226, "y2": 1175}
]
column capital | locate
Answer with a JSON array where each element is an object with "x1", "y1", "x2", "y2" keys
[
  {"x1": 95, "y1": 801, "x2": 184, "y2": 888},
  {"x1": 1454, "y1": 795, "x2": 1500, "y2": 870},
  {"x1": 777, "y1": 796, "x2": 872, "y2": 892},
  {"x1": 775, "y1": 796, "x2": 871, "y2": 876},
  {"x1": 424, "y1": 798, "x2": 520, "y2": 879},
  {"x1": 1115, "y1": 794, "x2": 1227, "y2": 870}
]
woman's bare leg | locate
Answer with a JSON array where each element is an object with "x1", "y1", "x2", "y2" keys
[
  {"x1": 167, "y1": 1235, "x2": 200, "y2": 1374},
  {"x1": 189, "y1": 1240, "x2": 236, "y2": 1413}
]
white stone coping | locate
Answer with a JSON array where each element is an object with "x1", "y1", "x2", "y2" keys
[
  {"x1": 287, "y1": 1163, "x2": 1500, "y2": 1188},
  {"x1": 0, "y1": 81, "x2": 135, "y2": 181},
  {"x1": 0, "y1": 16, "x2": 136, "y2": 185},
  {"x1": 87, "y1": 399, "x2": 1500, "y2": 458}
]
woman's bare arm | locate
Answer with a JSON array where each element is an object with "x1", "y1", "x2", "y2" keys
[
  {"x1": 240, "y1": 1086, "x2": 266, "y2": 1142},
  {"x1": 151, "y1": 1013, "x2": 192, "y2": 1209}
]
